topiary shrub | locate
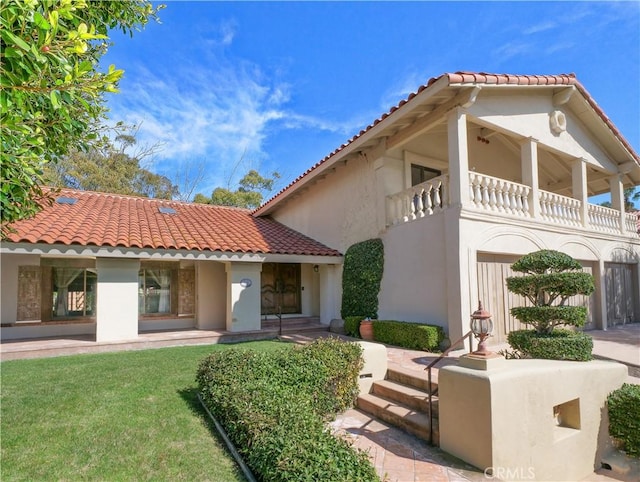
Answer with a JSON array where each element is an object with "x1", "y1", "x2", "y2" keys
[
  {"x1": 608, "y1": 383, "x2": 640, "y2": 457},
  {"x1": 196, "y1": 338, "x2": 379, "y2": 481},
  {"x1": 507, "y1": 329, "x2": 593, "y2": 361},
  {"x1": 371, "y1": 320, "x2": 444, "y2": 352},
  {"x1": 344, "y1": 315, "x2": 364, "y2": 338},
  {"x1": 506, "y1": 250, "x2": 595, "y2": 334},
  {"x1": 505, "y1": 250, "x2": 595, "y2": 360},
  {"x1": 341, "y1": 238, "x2": 384, "y2": 319}
]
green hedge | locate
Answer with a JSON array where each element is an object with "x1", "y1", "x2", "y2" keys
[
  {"x1": 608, "y1": 383, "x2": 640, "y2": 457},
  {"x1": 371, "y1": 320, "x2": 444, "y2": 352},
  {"x1": 344, "y1": 315, "x2": 364, "y2": 338},
  {"x1": 196, "y1": 338, "x2": 379, "y2": 481},
  {"x1": 341, "y1": 238, "x2": 384, "y2": 319},
  {"x1": 507, "y1": 329, "x2": 593, "y2": 361}
]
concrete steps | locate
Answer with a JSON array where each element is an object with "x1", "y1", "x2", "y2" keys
[{"x1": 357, "y1": 365, "x2": 440, "y2": 445}]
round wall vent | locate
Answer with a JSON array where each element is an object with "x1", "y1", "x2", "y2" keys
[{"x1": 550, "y1": 110, "x2": 567, "y2": 134}]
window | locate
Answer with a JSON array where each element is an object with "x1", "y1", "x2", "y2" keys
[
  {"x1": 411, "y1": 164, "x2": 441, "y2": 186},
  {"x1": 51, "y1": 268, "x2": 97, "y2": 318},
  {"x1": 139, "y1": 268, "x2": 173, "y2": 314}
]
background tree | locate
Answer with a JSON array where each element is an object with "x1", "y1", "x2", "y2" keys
[
  {"x1": 598, "y1": 187, "x2": 640, "y2": 211},
  {"x1": 1, "y1": 0, "x2": 162, "y2": 233},
  {"x1": 44, "y1": 128, "x2": 177, "y2": 199},
  {"x1": 194, "y1": 169, "x2": 281, "y2": 209}
]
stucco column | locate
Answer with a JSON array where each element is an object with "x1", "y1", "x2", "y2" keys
[
  {"x1": 225, "y1": 262, "x2": 262, "y2": 332},
  {"x1": 572, "y1": 158, "x2": 588, "y2": 227},
  {"x1": 521, "y1": 138, "x2": 541, "y2": 219},
  {"x1": 609, "y1": 175, "x2": 625, "y2": 234},
  {"x1": 96, "y1": 258, "x2": 140, "y2": 342},
  {"x1": 594, "y1": 259, "x2": 608, "y2": 330},
  {"x1": 447, "y1": 107, "x2": 470, "y2": 209},
  {"x1": 319, "y1": 264, "x2": 341, "y2": 325}
]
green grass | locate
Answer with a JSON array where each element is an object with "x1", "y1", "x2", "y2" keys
[{"x1": 1, "y1": 341, "x2": 289, "y2": 481}]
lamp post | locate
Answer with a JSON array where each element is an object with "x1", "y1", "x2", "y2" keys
[{"x1": 470, "y1": 301, "x2": 494, "y2": 358}]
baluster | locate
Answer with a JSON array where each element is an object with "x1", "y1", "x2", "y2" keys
[
  {"x1": 433, "y1": 181, "x2": 442, "y2": 212},
  {"x1": 494, "y1": 180, "x2": 505, "y2": 212},
  {"x1": 415, "y1": 187, "x2": 425, "y2": 218},
  {"x1": 473, "y1": 174, "x2": 482, "y2": 207},
  {"x1": 540, "y1": 192, "x2": 549, "y2": 219},
  {"x1": 489, "y1": 178, "x2": 497, "y2": 211},
  {"x1": 515, "y1": 185, "x2": 523, "y2": 215},
  {"x1": 481, "y1": 177, "x2": 490, "y2": 209},
  {"x1": 521, "y1": 186, "x2": 530, "y2": 216}
]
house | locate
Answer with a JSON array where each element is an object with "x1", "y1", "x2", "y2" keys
[{"x1": 2, "y1": 72, "x2": 639, "y2": 345}]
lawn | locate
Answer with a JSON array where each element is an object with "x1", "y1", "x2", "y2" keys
[{"x1": 1, "y1": 341, "x2": 288, "y2": 481}]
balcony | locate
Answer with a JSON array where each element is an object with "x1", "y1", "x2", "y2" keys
[{"x1": 386, "y1": 173, "x2": 638, "y2": 238}]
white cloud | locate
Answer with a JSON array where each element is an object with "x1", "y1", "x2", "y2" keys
[{"x1": 523, "y1": 21, "x2": 556, "y2": 35}]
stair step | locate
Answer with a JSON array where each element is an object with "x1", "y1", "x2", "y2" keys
[
  {"x1": 357, "y1": 393, "x2": 439, "y2": 445},
  {"x1": 372, "y1": 379, "x2": 438, "y2": 416},
  {"x1": 387, "y1": 365, "x2": 438, "y2": 393}
]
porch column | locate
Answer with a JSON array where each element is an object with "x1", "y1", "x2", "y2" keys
[
  {"x1": 572, "y1": 158, "x2": 589, "y2": 227},
  {"x1": 96, "y1": 258, "x2": 140, "y2": 342},
  {"x1": 593, "y1": 259, "x2": 608, "y2": 331},
  {"x1": 447, "y1": 107, "x2": 470, "y2": 209},
  {"x1": 609, "y1": 175, "x2": 625, "y2": 234},
  {"x1": 225, "y1": 262, "x2": 261, "y2": 332},
  {"x1": 521, "y1": 138, "x2": 540, "y2": 219},
  {"x1": 319, "y1": 264, "x2": 341, "y2": 325}
]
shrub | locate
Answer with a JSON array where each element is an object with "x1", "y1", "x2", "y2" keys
[
  {"x1": 608, "y1": 383, "x2": 640, "y2": 457},
  {"x1": 371, "y1": 320, "x2": 444, "y2": 352},
  {"x1": 196, "y1": 338, "x2": 379, "y2": 481},
  {"x1": 506, "y1": 250, "x2": 595, "y2": 335},
  {"x1": 507, "y1": 329, "x2": 593, "y2": 361},
  {"x1": 344, "y1": 315, "x2": 364, "y2": 338},
  {"x1": 341, "y1": 238, "x2": 384, "y2": 319}
]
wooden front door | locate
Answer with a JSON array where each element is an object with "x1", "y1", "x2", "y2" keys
[{"x1": 261, "y1": 263, "x2": 301, "y2": 315}]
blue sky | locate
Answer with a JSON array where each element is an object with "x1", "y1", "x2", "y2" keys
[{"x1": 102, "y1": 1, "x2": 640, "y2": 203}]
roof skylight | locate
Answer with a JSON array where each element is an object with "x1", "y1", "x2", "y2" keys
[
  {"x1": 55, "y1": 196, "x2": 78, "y2": 205},
  {"x1": 158, "y1": 206, "x2": 177, "y2": 214}
]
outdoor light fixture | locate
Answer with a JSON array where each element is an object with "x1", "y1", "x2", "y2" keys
[
  {"x1": 470, "y1": 301, "x2": 494, "y2": 357},
  {"x1": 313, "y1": 265, "x2": 319, "y2": 273}
]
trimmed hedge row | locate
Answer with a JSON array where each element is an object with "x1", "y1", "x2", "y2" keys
[
  {"x1": 196, "y1": 338, "x2": 380, "y2": 481},
  {"x1": 608, "y1": 383, "x2": 640, "y2": 457},
  {"x1": 341, "y1": 238, "x2": 384, "y2": 319},
  {"x1": 507, "y1": 329, "x2": 593, "y2": 361},
  {"x1": 373, "y1": 320, "x2": 445, "y2": 352},
  {"x1": 344, "y1": 315, "x2": 363, "y2": 337}
]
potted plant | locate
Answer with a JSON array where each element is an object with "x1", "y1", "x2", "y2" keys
[{"x1": 359, "y1": 317, "x2": 374, "y2": 340}]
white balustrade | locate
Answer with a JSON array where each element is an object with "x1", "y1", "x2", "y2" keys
[
  {"x1": 468, "y1": 173, "x2": 531, "y2": 218},
  {"x1": 386, "y1": 176, "x2": 448, "y2": 226},
  {"x1": 538, "y1": 190, "x2": 582, "y2": 226},
  {"x1": 588, "y1": 204, "x2": 621, "y2": 233},
  {"x1": 625, "y1": 212, "x2": 639, "y2": 235}
]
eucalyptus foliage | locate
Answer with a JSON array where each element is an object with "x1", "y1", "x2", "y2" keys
[
  {"x1": 506, "y1": 250, "x2": 595, "y2": 334},
  {"x1": 1, "y1": 0, "x2": 162, "y2": 232}
]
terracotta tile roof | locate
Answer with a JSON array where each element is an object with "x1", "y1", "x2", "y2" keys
[
  {"x1": 257, "y1": 71, "x2": 639, "y2": 214},
  {"x1": 4, "y1": 189, "x2": 341, "y2": 256}
]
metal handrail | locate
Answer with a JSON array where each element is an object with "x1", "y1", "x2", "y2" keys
[{"x1": 425, "y1": 330, "x2": 474, "y2": 444}]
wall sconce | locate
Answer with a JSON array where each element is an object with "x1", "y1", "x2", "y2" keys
[
  {"x1": 470, "y1": 301, "x2": 494, "y2": 357},
  {"x1": 313, "y1": 265, "x2": 319, "y2": 273}
]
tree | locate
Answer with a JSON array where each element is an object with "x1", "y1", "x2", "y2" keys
[
  {"x1": 599, "y1": 187, "x2": 640, "y2": 211},
  {"x1": 194, "y1": 169, "x2": 281, "y2": 209},
  {"x1": 44, "y1": 129, "x2": 177, "y2": 199},
  {"x1": 1, "y1": 0, "x2": 162, "y2": 233},
  {"x1": 506, "y1": 250, "x2": 595, "y2": 334}
]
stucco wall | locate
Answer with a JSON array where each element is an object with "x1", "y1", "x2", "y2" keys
[
  {"x1": 271, "y1": 154, "x2": 380, "y2": 253},
  {"x1": 379, "y1": 214, "x2": 448, "y2": 327}
]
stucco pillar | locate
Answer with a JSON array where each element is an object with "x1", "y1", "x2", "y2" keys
[
  {"x1": 521, "y1": 138, "x2": 541, "y2": 219},
  {"x1": 609, "y1": 175, "x2": 625, "y2": 234},
  {"x1": 319, "y1": 264, "x2": 341, "y2": 325},
  {"x1": 594, "y1": 259, "x2": 608, "y2": 330},
  {"x1": 447, "y1": 107, "x2": 470, "y2": 209},
  {"x1": 225, "y1": 262, "x2": 262, "y2": 332},
  {"x1": 572, "y1": 158, "x2": 589, "y2": 227},
  {"x1": 96, "y1": 258, "x2": 140, "y2": 342}
]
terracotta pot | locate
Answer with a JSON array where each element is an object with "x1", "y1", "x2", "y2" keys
[{"x1": 359, "y1": 320, "x2": 374, "y2": 340}]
